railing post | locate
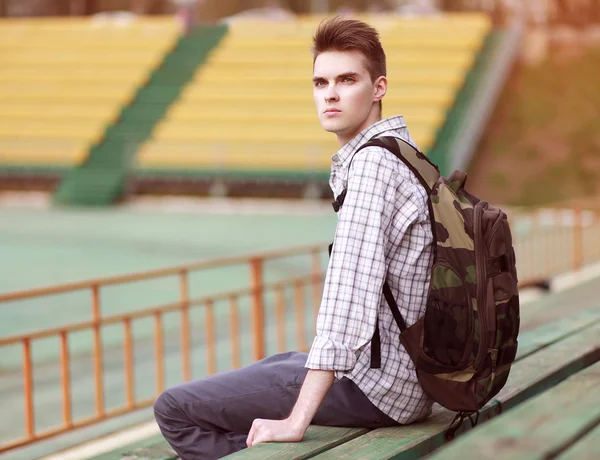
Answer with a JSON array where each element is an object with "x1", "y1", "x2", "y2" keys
[
  {"x1": 59, "y1": 330, "x2": 72, "y2": 428},
  {"x1": 123, "y1": 317, "x2": 134, "y2": 408},
  {"x1": 154, "y1": 312, "x2": 165, "y2": 394},
  {"x1": 573, "y1": 206, "x2": 583, "y2": 271},
  {"x1": 22, "y1": 338, "x2": 34, "y2": 439},
  {"x1": 295, "y1": 280, "x2": 307, "y2": 352},
  {"x1": 180, "y1": 270, "x2": 191, "y2": 382},
  {"x1": 205, "y1": 299, "x2": 216, "y2": 375},
  {"x1": 250, "y1": 257, "x2": 265, "y2": 362},
  {"x1": 229, "y1": 295, "x2": 241, "y2": 369},
  {"x1": 311, "y1": 249, "x2": 322, "y2": 324},
  {"x1": 530, "y1": 210, "x2": 540, "y2": 282},
  {"x1": 91, "y1": 284, "x2": 104, "y2": 418}
]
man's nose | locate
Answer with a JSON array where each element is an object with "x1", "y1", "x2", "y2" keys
[{"x1": 325, "y1": 84, "x2": 339, "y2": 102}]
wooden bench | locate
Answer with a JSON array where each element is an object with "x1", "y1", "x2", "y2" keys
[
  {"x1": 226, "y1": 311, "x2": 600, "y2": 460},
  {"x1": 92, "y1": 300, "x2": 600, "y2": 460},
  {"x1": 427, "y1": 360, "x2": 600, "y2": 459}
]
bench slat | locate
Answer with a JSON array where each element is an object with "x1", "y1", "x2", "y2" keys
[
  {"x1": 427, "y1": 361, "x2": 600, "y2": 459},
  {"x1": 92, "y1": 436, "x2": 176, "y2": 460},
  {"x1": 519, "y1": 278, "x2": 600, "y2": 331},
  {"x1": 556, "y1": 421, "x2": 600, "y2": 460},
  {"x1": 516, "y1": 307, "x2": 600, "y2": 360},
  {"x1": 223, "y1": 426, "x2": 369, "y2": 459},
  {"x1": 310, "y1": 322, "x2": 600, "y2": 459}
]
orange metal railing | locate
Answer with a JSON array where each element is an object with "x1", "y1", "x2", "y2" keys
[
  {"x1": 1, "y1": 206, "x2": 600, "y2": 453},
  {"x1": 0, "y1": 244, "x2": 327, "y2": 453},
  {"x1": 510, "y1": 206, "x2": 600, "y2": 285}
]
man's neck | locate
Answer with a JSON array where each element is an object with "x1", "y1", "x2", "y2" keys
[{"x1": 337, "y1": 113, "x2": 383, "y2": 147}]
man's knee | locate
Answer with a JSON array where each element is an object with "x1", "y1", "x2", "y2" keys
[{"x1": 154, "y1": 388, "x2": 180, "y2": 426}]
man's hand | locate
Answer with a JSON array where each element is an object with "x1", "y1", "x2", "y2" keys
[
  {"x1": 246, "y1": 418, "x2": 306, "y2": 447},
  {"x1": 245, "y1": 370, "x2": 335, "y2": 448}
]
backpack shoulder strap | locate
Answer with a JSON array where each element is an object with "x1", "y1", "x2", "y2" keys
[
  {"x1": 359, "y1": 136, "x2": 441, "y2": 195},
  {"x1": 332, "y1": 135, "x2": 440, "y2": 212},
  {"x1": 340, "y1": 136, "x2": 439, "y2": 369}
]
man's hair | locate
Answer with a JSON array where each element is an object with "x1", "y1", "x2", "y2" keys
[{"x1": 312, "y1": 16, "x2": 387, "y2": 83}]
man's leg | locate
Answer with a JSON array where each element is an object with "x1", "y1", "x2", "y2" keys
[
  {"x1": 154, "y1": 351, "x2": 306, "y2": 459},
  {"x1": 154, "y1": 351, "x2": 398, "y2": 460}
]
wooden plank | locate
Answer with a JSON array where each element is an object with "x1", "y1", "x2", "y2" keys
[
  {"x1": 309, "y1": 322, "x2": 600, "y2": 459},
  {"x1": 427, "y1": 361, "x2": 600, "y2": 459},
  {"x1": 228, "y1": 308, "x2": 600, "y2": 460},
  {"x1": 91, "y1": 435, "x2": 176, "y2": 460},
  {"x1": 519, "y1": 277, "x2": 600, "y2": 331},
  {"x1": 555, "y1": 422, "x2": 600, "y2": 460},
  {"x1": 223, "y1": 426, "x2": 369, "y2": 459},
  {"x1": 516, "y1": 307, "x2": 600, "y2": 360}
]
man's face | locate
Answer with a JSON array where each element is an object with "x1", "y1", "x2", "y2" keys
[{"x1": 313, "y1": 50, "x2": 385, "y2": 144}]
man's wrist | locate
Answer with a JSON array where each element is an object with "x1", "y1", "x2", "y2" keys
[
  {"x1": 285, "y1": 369, "x2": 335, "y2": 436},
  {"x1": 286, "y1": 412, "x2": 310, "y2": 434}
]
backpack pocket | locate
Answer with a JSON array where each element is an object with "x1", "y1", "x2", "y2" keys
[{"x1": 422, "y1": 262, "x2": 473, "y2": 370}]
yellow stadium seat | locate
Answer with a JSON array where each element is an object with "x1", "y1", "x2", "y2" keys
[
  {"x1": 0, "y1": 16, "x2": 179, "y2": 167},
  {"x1": 0, "y1": 121, "x2": 107, "y2": 142},
  {"x1": 0, "y1": 68, "x2": 148, "y2": 85},
  {"x1": 138, "y1": 149, "x2": 333, "y2": 171},
  {"x1": 205, "y1": 49, "x2": 475, "y2": 67},
  {"x1": 151, "y1": 121, "x2": 434, "y2": 144},
  {"x1": 166, "y1": 104, "x2": 446, "y2": 127},
  {"x1": 0, "y1": 104, "x2": 122, "y2": 123},
  {"x1": 138, "y1": 13, "x2": 491, "y2": 174},
  {"x1": 137, "y1": 130, "x2": 435, "y2": 172},
  {"x1": 195, "y1": 67, "x2": 466, "y2": 86},
  {"x1": 0, "y1": 140, "x2": 88, "y2": 165},
  {"x1": 177, "y1": 87, "x2": 456, "y2": 108}
]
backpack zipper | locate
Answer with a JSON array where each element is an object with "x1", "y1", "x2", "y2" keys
[{"x1": 473, "y1": 201, "x2": 489, "y2": 369}]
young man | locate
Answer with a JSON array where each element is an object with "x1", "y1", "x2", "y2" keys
[{"x1": 153, "y1": 17, "x2": 434, "y2": 459}]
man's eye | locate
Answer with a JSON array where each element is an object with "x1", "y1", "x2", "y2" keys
[
  {"x1": 342, "y1": 77, "x2": 354, "y2": 83},
  {"x1": 315, "y1": 81, "x2": 326, "y2": 87}
]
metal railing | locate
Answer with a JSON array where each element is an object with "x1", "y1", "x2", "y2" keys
[
  {"x1": 0, "y1": 243, "x2": 327, "y2": 453},
  {"x1": 510, "y1": 207, "x2": 600, "y2": 285},
  {"x1": 1, "y1": 206, "x2": 600, "y2": 453}
]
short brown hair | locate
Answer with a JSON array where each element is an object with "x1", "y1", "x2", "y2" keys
[{"x1": 312, "y1": 16, "x2": 387, "y2": 83}]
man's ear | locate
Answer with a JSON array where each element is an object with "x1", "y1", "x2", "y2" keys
[{"x1": 373, "y1": 76, "x2": 387, "y2": 102}]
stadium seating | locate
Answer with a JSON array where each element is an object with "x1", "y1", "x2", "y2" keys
[
  {"x1": 137, "y1": 13, "x2": 491, "y2": 175},
  {"x1": 0, "y1": 17, "x2": 179, "y2": 168}
]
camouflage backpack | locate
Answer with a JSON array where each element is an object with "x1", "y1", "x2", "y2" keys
[{"x1": 332, "y1": 136, "x2": 520, "y2": 423}]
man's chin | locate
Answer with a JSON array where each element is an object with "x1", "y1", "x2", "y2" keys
[{"x1": 320, "y1": 122, "x2": 345, "y2": 135}]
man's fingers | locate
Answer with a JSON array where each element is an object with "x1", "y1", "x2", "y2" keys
[
  {"x1": 246, "y1": 420, "x2": 258, "y2": 448},
  {"x1": 251, "y1": 425, "x2": 272, "y2": 447},
  {"x1": 251, "y1": 431, "x2": 267, "y2": 447}
]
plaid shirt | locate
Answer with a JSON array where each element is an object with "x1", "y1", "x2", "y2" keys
[{"x1": 305, "y1": 115, "x2": 434, "y2": 424}]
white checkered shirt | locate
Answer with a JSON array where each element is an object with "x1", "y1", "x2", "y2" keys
[{"x1": 305, "y1": 115, "x2": 435, "y2": 424}]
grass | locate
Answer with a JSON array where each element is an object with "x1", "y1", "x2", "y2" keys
[{"x1": 468, "y1": 45, "x2": 600, "y2": 208}]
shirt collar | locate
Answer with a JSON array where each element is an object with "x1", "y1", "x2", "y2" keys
[{"x1": 331, "y1": 115, "x2": 408, "y2": 169}]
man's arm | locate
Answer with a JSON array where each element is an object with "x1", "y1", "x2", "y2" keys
[
  {"x1": 246, "y1": 369, "x2": 334, "y2": 447},
  {"x1": 305, "y1": 147, "x2": 403, "y2": 371},
  {"x1": 246, "y1": 147, "x2": 418, "y2": 447}
]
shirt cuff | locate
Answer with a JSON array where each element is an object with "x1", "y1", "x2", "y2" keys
[{"x1": 305, "y1": 335, "x2": 357, "y2": 371}]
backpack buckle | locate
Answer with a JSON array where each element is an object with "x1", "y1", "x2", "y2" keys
[
  {"x1": 332, "y1": 189, "x2": 347, "y2": 213},
  {"x1": 332, "y1": 199, "x2": 342, "y2": 212}
]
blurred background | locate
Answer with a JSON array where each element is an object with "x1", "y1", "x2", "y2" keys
[
  {"x1": 0, "y1": 0, "x2": 599, "y2": 204},
  {"x1": 1, "y1": 1, "x2": 599, "y2": 459}
]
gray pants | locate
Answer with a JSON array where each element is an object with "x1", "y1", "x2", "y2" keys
[{"x1": 153, "y1": 351, "x2": 399, "y2": 459}]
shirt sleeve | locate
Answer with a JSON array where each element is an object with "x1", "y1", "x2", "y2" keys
[{"x1": 305, "y1": 147, "x2": 419, "y2": 372}]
